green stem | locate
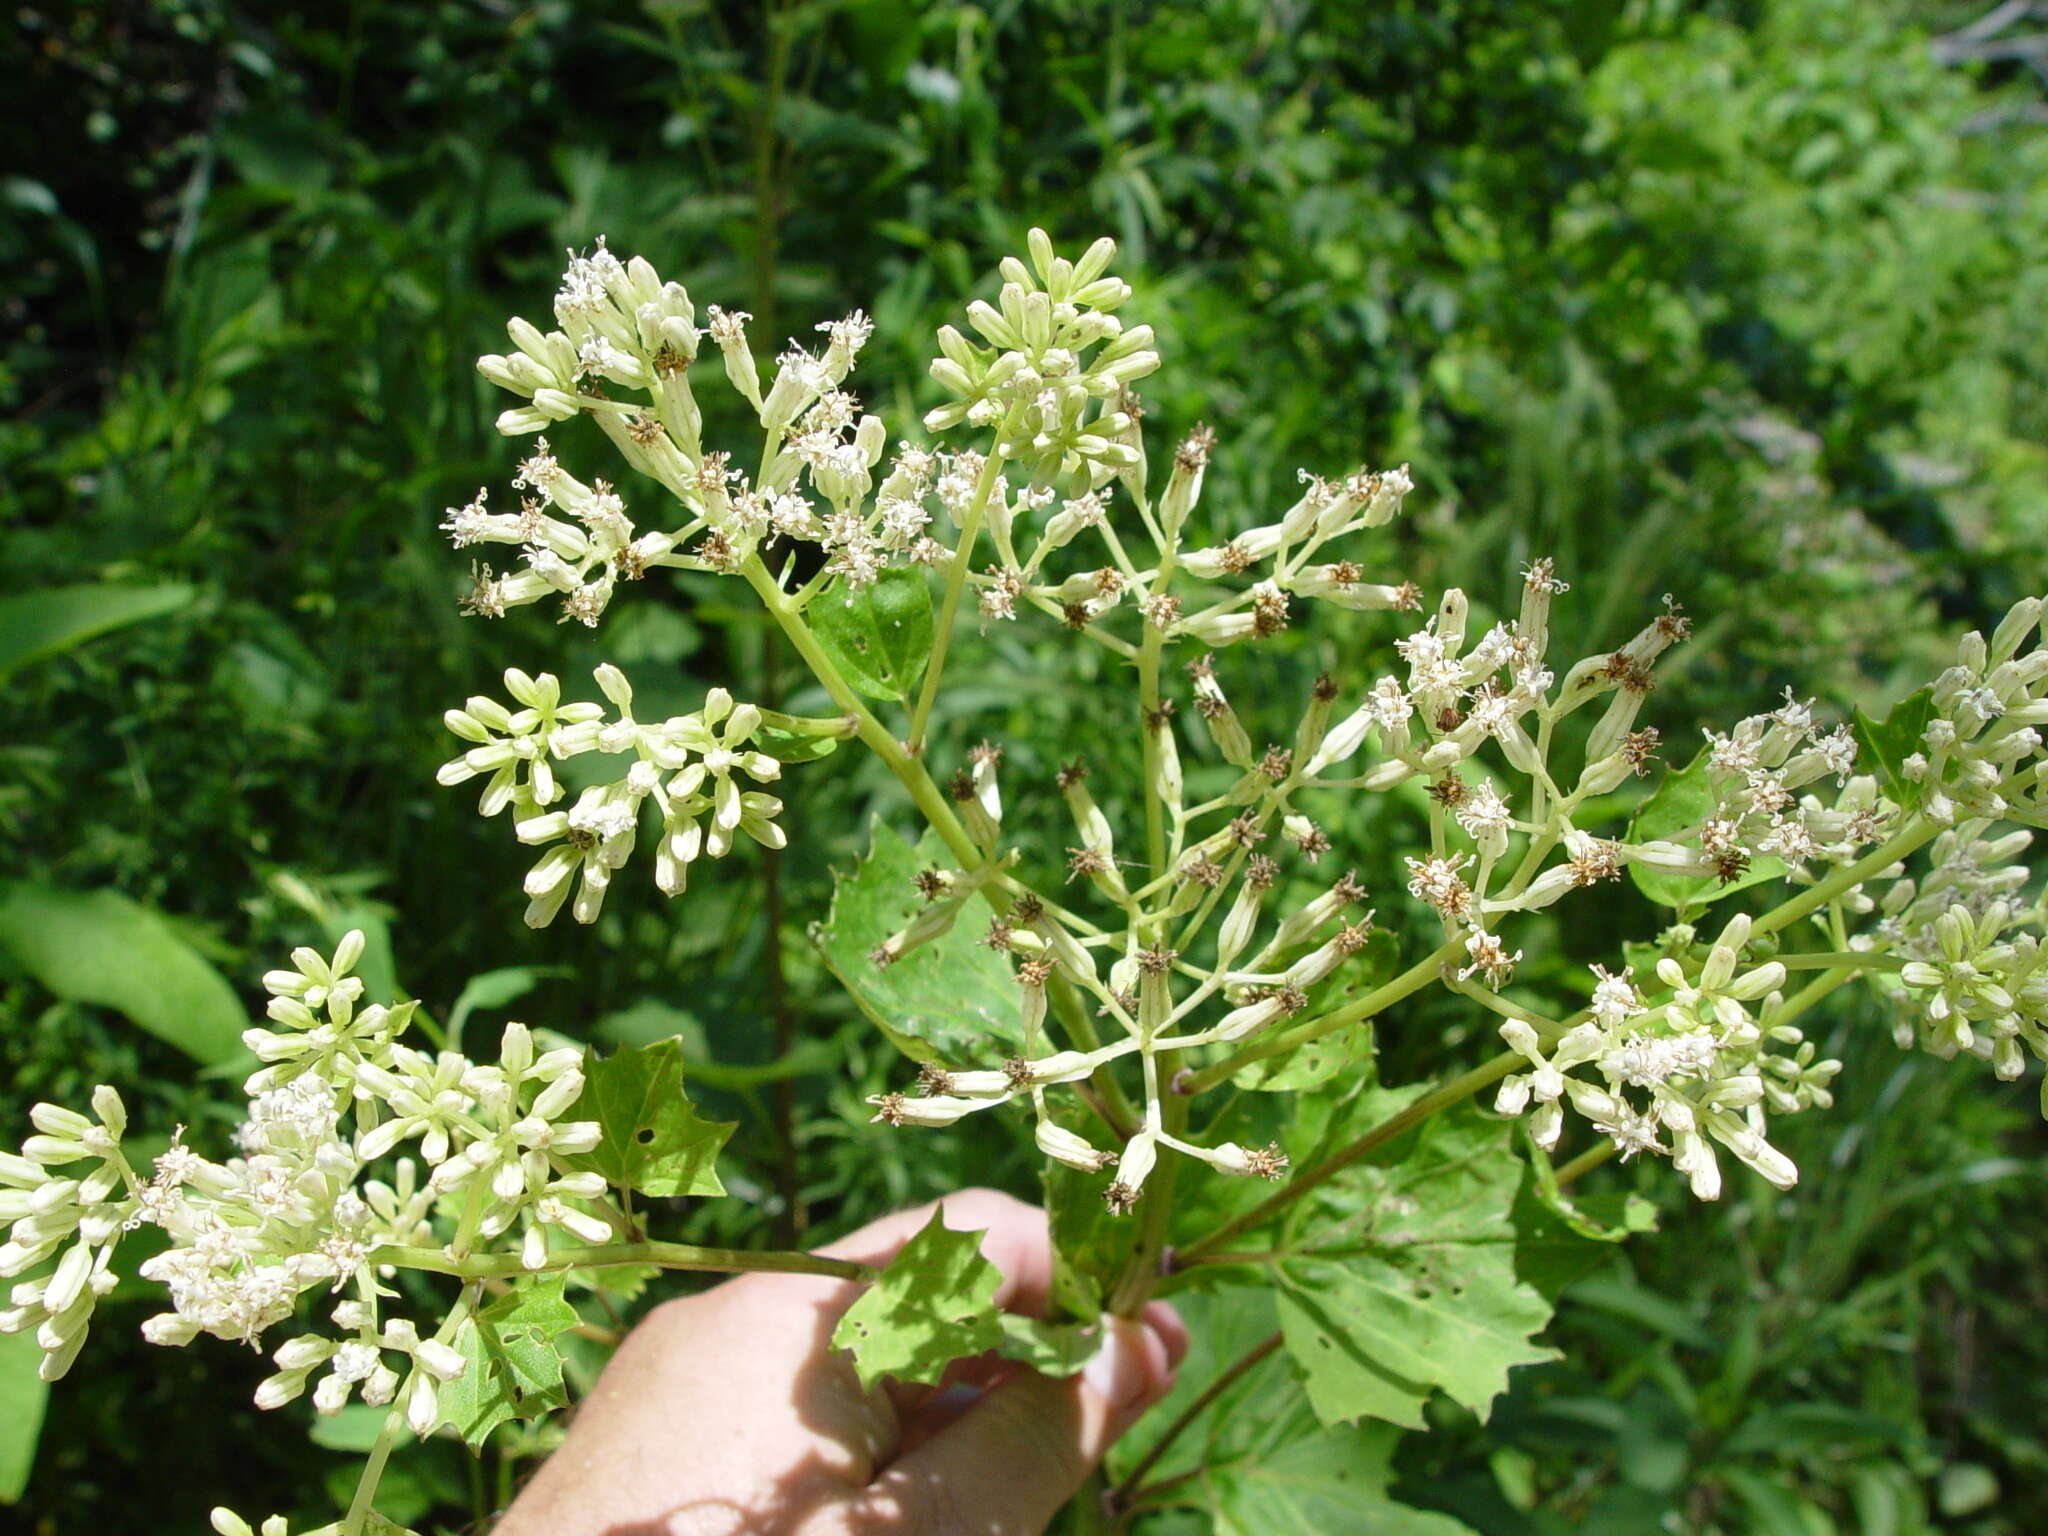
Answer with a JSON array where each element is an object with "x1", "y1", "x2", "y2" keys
[
  {"x1": 1109, "y1": 1330, "x2": 1283, "y2": 1519},
  {"x1": 378, "y1": 1240, "x2": 875, "y2": 1283},
  {"x1": 741, "y1": 556, "x2": 980, "y2": 865},
  {"x1": 1766, "y1": 966, "x2": 1863, "y2": 1031},
  {"x1": 343, "y1": 1402, "x2": 406, "y2": 1536},
  {"x1": 343, "y1": 1284, "x2": 479, "y2": 1536},
  {"x1": 1751, "y1": 816, "x2": 1935, "y2": 938},
  {"x1": 1553, "y1": 1141, "x2": 1616, "y2": 1187},
  {"x1": 908, "y1": 450, "x2": 1006, "y2": 754},
  {"x1": 1177, "y1": 939, "x2": 1462, "y2": 1097},
  {"x1": 1774, "y1": 951, "x2": 1903, "y2": 971},
  {"x1": 1174, "y1": 1048, "x2": 1522, "y2": 1264}
]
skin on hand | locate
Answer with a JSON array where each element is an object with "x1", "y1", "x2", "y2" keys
[{"x1": 496, "y1": 1188, "x2": 1187, "y2": 1535}]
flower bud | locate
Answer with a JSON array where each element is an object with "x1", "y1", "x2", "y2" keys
[{"x1": 1036, "y1": 1121, "x2": 1116, "y2": 1172}]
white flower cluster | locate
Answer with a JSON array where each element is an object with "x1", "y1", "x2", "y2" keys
[
  {"x1": 468, "y1": 236, "x2": 932, "y2": 594},
  {"x1": 446, "y1": 441, "x2": 685, "y2": 627},
  {"x1": 923, "y1": 228, "x2": 1158, "y2": 485},
  {"x1": 1903, "y1": 597, "x2": 2048, "y2": 826},
  {"x1": 438, "y1": 664, "x2": 801, "y2": 925},
  {"x1": 1493, "y1": 916, "x2": 1835, "y2": 1199},
  {"x1": 0, "y1": 932, "x2": 613, "y2": 1434},
  {"x1": 1867, "y1": 816, "x2": 2048, "y2": 1099}
]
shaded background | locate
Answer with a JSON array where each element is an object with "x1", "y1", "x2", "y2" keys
[{"x1": 4, "y1": 0, "x2": 2047, "y2": 1530}]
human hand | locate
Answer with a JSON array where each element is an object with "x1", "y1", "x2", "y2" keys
[{"x1": 496, "y1": 1188, "x2": 1187, "y2": 1535}]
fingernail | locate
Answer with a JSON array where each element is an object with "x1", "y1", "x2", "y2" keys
[{"x1": 1082, "y1": 1319, "x2": 1150, "y2": 1411}]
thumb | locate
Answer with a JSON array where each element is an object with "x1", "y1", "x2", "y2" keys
[{"x1": 848, "y1": 1315, "x2": 1175, "y2": 1534}]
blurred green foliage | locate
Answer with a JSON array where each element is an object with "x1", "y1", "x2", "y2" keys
[{"x1": 3, "y1": 0, "x2": 2045, "y2": 1530}]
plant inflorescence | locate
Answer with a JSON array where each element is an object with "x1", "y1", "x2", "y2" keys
[{"x1": 8, "y1": 232, "x2": 2047, "y2": 1533}]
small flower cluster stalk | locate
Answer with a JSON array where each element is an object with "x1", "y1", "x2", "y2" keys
[{"x1": 8, "y1": 230, "x2": 2047, "y2": 1531}]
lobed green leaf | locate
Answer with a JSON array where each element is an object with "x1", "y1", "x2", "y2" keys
[
  {"x1": 561, "y1": 1038, "x2": 734, "y2": 1198},
  {"x1": 814, "y1": 819, "x2": 1026, "y2": 1062},
  {"x1": 437, "y1": 1275, "x2": 581, "y2": 1448},
  {"x1": 1852, "y1": 685, "x2": 1934, "y2": 811}
]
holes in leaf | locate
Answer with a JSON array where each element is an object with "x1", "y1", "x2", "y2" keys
[{"x1": 637, "y1": 1128, "x2": 656, "y2": 1144}]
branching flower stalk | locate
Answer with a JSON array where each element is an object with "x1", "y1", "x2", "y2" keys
[{"x1": 8, "y1": 230, "x2": 2048, "y2": 1532}]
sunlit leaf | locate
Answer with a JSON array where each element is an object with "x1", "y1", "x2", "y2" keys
[
  {"x1": 833, "y1": 1209, "x2": 1005, "y2": 1389},
  {"x1": 561, "y1": 1038, "x2": 734, "y2": 1198},
  {"x1": 438, "y1": 1276, "x2": 580, "y2": 1448},
  {"x1": 814, "y1": 819, "x2": 1025, "y2": 1062}
]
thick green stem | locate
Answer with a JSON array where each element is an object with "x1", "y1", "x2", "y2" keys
[
  {"x1": 379, "y1": 1240, "x2": 875, "y2": 1283},
  {"x1": 1752, "y1": 816, "x2": 1935, "y2": 938},
  {"x1": 1553, "y1": 1141, "x2": 1616, "y2": 1187},
  {"x1": 1774, "y1": 951, "x2": 1903, "y2": 972},
  {"x1": 741, "y1": 556, "x2": 980, "y2": 865},
  {"x1": 1174, "y1": 1049, "x2": 1522, "y2": 1264}
]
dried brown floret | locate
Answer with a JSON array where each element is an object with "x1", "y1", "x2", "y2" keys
[
  {"x1": 1244, "y1": 1143, "x2": 1289, "y2": 1181},
  {"x1": 694, "y1": 530, "x2": 737, "y2": 571},
  {"x1": 1335, "y1": 918, "x2": 1376, "y2": 954},
  {"x1": 1137, "y1": 945, "x2": 1179, "y2": 975},
  {"x1": 1066, "y1": 847, "x2": 1109, "y2": 881},
  {"x1": 1176, "y1": 422, "x2": 1216, "y2": 471},
  {"x1": 1622, "y1": 728, "x2": 1662, "y2": 772}
]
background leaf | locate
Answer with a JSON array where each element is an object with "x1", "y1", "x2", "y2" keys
[
  {"x1": 1627, "y1": 747, "x2": 1787, "y2": 908},
  {"x1": 1202, "y1": 1427, "x2": 1480, "y2": 1535},
  {"x1": 0, "y1": 883, "x2": 247, "y2": 1066},
  {"x1": 0, "y1": 584, "x2": 194, "y2": 684},
  {"x1": 0, "y1": 1329, "x2": 47, "y2": 1503}
]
